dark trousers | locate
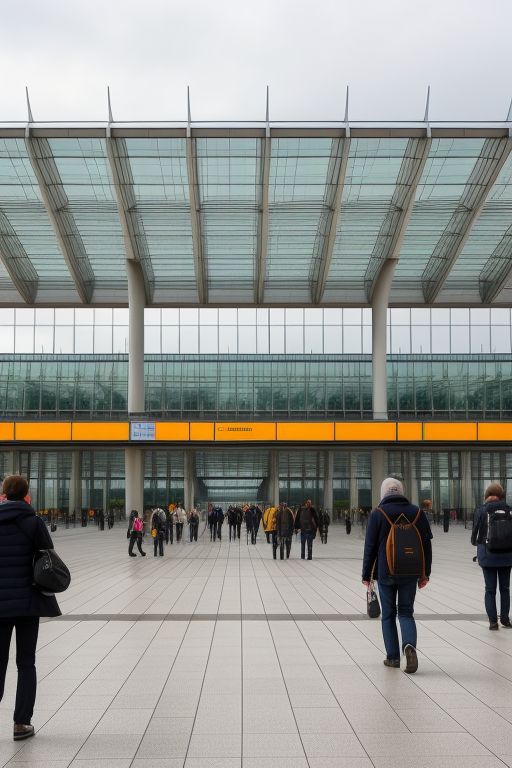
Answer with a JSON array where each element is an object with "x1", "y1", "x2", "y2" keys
[
  {"x1": 0, "y1": 617, "x2": 39, "y2": 724},
  {"x1": 320, "y1": 528, "x2": 328, "y2": 543},
  {"x1": 153, "y1": 535, "x2": 164, "y2": 556},
  {"x1": 482, "y1": 566, "x2": 511, "y2": 622},
  {"x1": 190, "y1": 523, "x2": 198, "y2": 542},
  {"x1": 236, "y1": 522, "x2": 241, "y2": 539},
  {"x1": 271, "y1": 531, "x2": 278, "y2": 558},
  {"x1": 216, "y1": 522, "x2": 222, "y2": 541},
  {"x1": 229, "y1": 523, "x2": 236, "y2": 541},
  {"x1": 128, "y1": 531, "x2": 144, "y2": 555},
  {"x1": 250, "y1": 524, "x2": 259, "y2": 544},
  {"x1": 378, "y1": 579, "x2": 417, "y2": 659},
  {"x1": 176, "y1": 523, "x2": 183, "y2": 542},
  {"x1": 209, "y1": 523, "x2": 214, "y2": 541},
  {"x1": 279, "y1": 536, "x2": 292, "y2": 560},
  {"x1": 300, "y1": 530, "x2": 315, "y2": 559},
  {"x1": 265, "y1": 531, "x2": 271, "y2": 543}
]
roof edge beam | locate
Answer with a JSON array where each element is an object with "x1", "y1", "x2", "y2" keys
[
  {"x1": 104, "y1": 130, "x2": 153, "y2": 304},
  {"x1": 24, "y1": 130, "x2": 94, "y2": 303},
  {"x1": 365, "y1": 135, "x2": 432, "y2": 302},
  {"x1": 422, "y1": 136, "x2": 512, "y2": 303}
]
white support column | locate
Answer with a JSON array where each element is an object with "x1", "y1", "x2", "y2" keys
[
  {"x1": 372, "y1": 259, "x2": 396, "y2": 420},
  {"x1": 349, "y1": 452, "x2": 358, "y2": 510},
  {"x1": 371, "y1": 448, "x2": 386, "y2": 508},
  {"x1": 461, "y1": 450, "x2": 473, "y2": 519},
  {"x1": 184, "y1": 451, "x2": 195, "y2": 511},
  {"x1": 68, "y1": 451, "x2": 81, "y2": 515},
  {"x1": 323, "y1": 450, "x2": 333, "y2": 514},
  {"x1": 405, "y1": 450, "x2": 419, "y2": 505},
  {"x1": 125, "y1": 259, "x2": 145, "y2": 516},
  {"x1": 269, "y1": 450, "x2": 280, "y2": 506},
  {"x1": 125, "y1": 447, "x2": 144, "y2": 516}
]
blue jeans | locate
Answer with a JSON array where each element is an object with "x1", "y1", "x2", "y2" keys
[
  {"x1": 378, "y1": 578, "x2": 417, "y2": 659},
  {"x1": 300, "y1": 530, "x2": 315, "y2": 559},
  {"x1": 482, "y1": 566, "x2": 511, "y2": 623}
]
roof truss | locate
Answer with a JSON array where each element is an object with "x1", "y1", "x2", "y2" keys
[
  {"x1": 24, "y1": 134, "x2": 95, "y2": 304},
  {"x1": 422, "y1": 137, "x2": 512, "y2": 303},
  {"x1": 185, "y1": 133, "x2": 207, "y2": 304},
  {"x1": 479, "y1": 223, "x2": 512, "y2": 302},
  {"x1": 0, "y1": 209, "x2": 38, "y2": 302}
]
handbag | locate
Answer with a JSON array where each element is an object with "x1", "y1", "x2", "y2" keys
[
  {"x1": 151, "y1": 528, "x2": 157, "y2": 538},
  {"x1": 367, "y1": 581, "x2": 381, "y2": 618},
  {"x1": 33, "y1": 549, "x2": 71, "y2": 594}
]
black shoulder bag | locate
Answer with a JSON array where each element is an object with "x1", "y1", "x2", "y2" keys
[{"x1": 16, "y1": 519, "x2": 71, "y2": 595}]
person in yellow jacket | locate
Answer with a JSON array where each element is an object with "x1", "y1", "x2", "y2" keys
[{"x1": 263, "y1": 506, "x2": 279, "y2": 557}]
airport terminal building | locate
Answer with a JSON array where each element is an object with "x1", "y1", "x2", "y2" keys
[{"x1": 1, "y1": 116, "x2": 512, "y2": 515}]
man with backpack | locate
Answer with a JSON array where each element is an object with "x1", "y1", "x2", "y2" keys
[
  {"x1": 318, "y1": 509, "x2": 330, "y2": 544},
  {"x1": 151, "y1": 508, "x2": 167, "y2": 557},
  {"x1": 294, "y1": 499, "x2": 319, "y2": 560},
  {"x1": 276, "y1": 502, "x2": 294, "y2": 560},
  {"x1": 471, "y1": 482, "x2": 512, "y2": 630},
  {"x1": 362, "y1": 478, "x2": 432, "y2": 674}
]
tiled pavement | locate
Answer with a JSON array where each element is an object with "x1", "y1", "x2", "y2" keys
[{"x1": 1, "y1": 521, "x2": 512, "y2": 767}]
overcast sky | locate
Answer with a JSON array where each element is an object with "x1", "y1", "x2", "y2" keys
[{"x1": 1, "y1": 0, "x2": 511, "y2": 122}]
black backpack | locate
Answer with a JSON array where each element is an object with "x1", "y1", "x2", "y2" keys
[
  {"x1": 486, "y1": 508, "x2": 512, "y2": 553},
  {"x1": 378, "y1": 507, "x2": 426, "y2": 578}
]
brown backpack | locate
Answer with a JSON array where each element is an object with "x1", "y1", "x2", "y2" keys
[{"x1": 378, "y1": 507, "x2": 426, "y2": 579}]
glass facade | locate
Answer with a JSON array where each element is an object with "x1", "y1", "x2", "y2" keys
[{"x1": 2, "y1": 354, "x2": 512, "y2": 420}]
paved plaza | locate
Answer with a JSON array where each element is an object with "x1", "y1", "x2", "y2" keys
[{"x1": 1, "y1": 520, "x2": 512, "y2": 767}]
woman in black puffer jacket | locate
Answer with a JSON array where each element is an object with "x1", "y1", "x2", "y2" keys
[{"x1": 0, "y1": 475, "x2": 61, "y2": 742}]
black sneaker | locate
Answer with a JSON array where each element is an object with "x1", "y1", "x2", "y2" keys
[
  {"x1": 500, "y1": 619, "x2": 512, "y2": 628},
  {"x1": 383, "y1": 658, "x2": 400, "y2": 668},
  {"x1": 404, "y1": 644, "x2": 418, "y2": 674},
  {"x1": 489, "y1": 622, "x2": 499, "y2": 630},
  {"x1": 129, "y1": 553, "x2": 137, "y2": 557},
  {"x1": 13, "y1": 724, "x2": 34, "y2": 741}
]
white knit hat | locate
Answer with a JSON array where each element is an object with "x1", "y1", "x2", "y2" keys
[{"x1": 380, "y1": 477, "x2": 404, "y2": 499}]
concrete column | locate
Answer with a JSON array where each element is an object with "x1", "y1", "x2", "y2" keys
[
  {"x1": 125, "y1": 260, "x2": 145, "y2": 517},
  {"x1": 68, "y1": 451, "x2": 81, "y2": 515},
  {"x1": 323, "y1": 450, "x2": 333, "y2": 513},
  {"x1": 405, "y1": 450, "x2": 419, "y2": 505},
  {"x1": 125, "y1": 447, "x2": 144, "y2": 515},
  {"x1": 371, "y1": 259, "x2": 397, "y2": 420},
  {"x1": 269, "y1": 450, "x2": 280, "y2": 506},
  {"x1": 371, "y1": 448, "x2": 386, "y2": 508},
  {"x1": 127, "y1": 259, "x2": 145, "y2": 414},
  {"x1": 184, "y1": 451, "x2": 195, "y2": 511},
  {"x1": 349, "y1": 452, "x2": 358, "y2": 509},
  {"x1": 461, "y1": 450, "x2": 473, "y2": 519}
]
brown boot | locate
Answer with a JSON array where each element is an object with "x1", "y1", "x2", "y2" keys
[{"x1": 13, "y1": 724, "x2": 35, "y2": 741}]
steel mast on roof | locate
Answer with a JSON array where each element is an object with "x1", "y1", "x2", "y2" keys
[
  {"x1": 105, "y1": 87, "x2": 154, "y2": 304},
  {"x1": 313, "y1": 86, "x2": 351, "y2": 305},
  {"x1": 24, "y1": 88, "x2": 95, "y2": 304},
  {"x1": 255, "y1": 86, "x2": 271, "y2": 304},
  {"x1": 186, "y1": 87, "x2": 207, "y2": 304}
]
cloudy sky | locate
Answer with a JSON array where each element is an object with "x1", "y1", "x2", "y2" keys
[{"x1": 0, "y1": 0, "x2": 510, "y2": 122}]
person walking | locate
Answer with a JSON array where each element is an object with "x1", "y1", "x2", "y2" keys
[
  {"x1": 265, "y1": 504, "x2": 278, "y2": 558},
  {"x1": 208, "y1": 506, "x2": 216, "y2": 541},
  {"x1": 246, "y1": 504, "x2": 262, "y2": 545},
  {"x1": 0, "y1": 475, "x2": 62, "y2": 741},
  {"x1": 263, "y1": 506, "x2": 275, "y2": 543},
  {"x1": 294, "y1": 499, "x2": 319, "y2": 560},
  {"x1": 213, "y1": 506, "x2": 224, "y2": 541},
  {"x1": 235, "y1": 506, "x2": 243, "y2": 539},
  {"x1": 471, "y1": 482, "x2": 512, "y2": 630},
  {"x1": 174, "y1": 504, "x2": 186, "y2": 542},
  {"x1": 318, "y1": 509, "x2": 330, "y2": 544},
  {"x1": 151, "y1": 508, "x2": 166, "y2": 557},
  {"x1": 227, "y1": 506, "x2": 237, "y2": 541},
  {"x1": 128, "y1": 512, "x2": 146, "y2": 557},
  {"x1": 362, "y1": 477, "x2": 433, "y2": 674},
  {"x1": 188, "y1": 507, "x2": 200, "y2": 542},
  {"x1": 276, "y1": 502, "x2": 294, "y2": 559}
]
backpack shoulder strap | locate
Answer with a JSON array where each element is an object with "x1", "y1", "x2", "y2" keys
[
  {"x1": 411, "y1": 507, "x2": 421, "y2": 526},
  {"x1": 377, "y1": 507, "x2": 394, "y2": 526}
]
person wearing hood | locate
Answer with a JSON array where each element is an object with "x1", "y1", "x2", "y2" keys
[
  {"x1": 0, "y1": 475, "x2": 61, "y2": 742},
  {"x1": 362, "y1": 478, "x2": 432, "y2": 674},
  {"x1": 471, "y1": 482, "x2": 512, "y2": 630}
]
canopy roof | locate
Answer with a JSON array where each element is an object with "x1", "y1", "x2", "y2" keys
[{"x1": 0, "y1": 121, "x2": 511, "y2": 307}]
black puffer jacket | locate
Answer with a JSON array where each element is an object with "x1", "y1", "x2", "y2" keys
[{"x1": 0, "y1": 500, "x2": 61, "y2": 618}]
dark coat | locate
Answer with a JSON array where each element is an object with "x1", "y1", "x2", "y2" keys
[
  {"x1": 276, "y1": 507, "x2": 294, "y2": 538},
  {"x1": 471, "y1": 500, "x2": 512, "y2": 568},
  {"x1": 362, "y1": 495, "x2": 433, "y2": 583},
  {"x1": 0, "y1": 500, "x2": 61, "y2": 618},
  {"x1": 294, "y1": 506, "x2": 319, "y2": 533}
]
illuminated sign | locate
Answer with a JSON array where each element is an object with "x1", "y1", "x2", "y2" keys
[{"x1": 130, "y1": 422, "x2": 156, "y2": 441}]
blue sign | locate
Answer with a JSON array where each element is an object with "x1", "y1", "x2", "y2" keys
[{"x1": 130, "y1": 422, "x2": 156, "y2": 441}]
